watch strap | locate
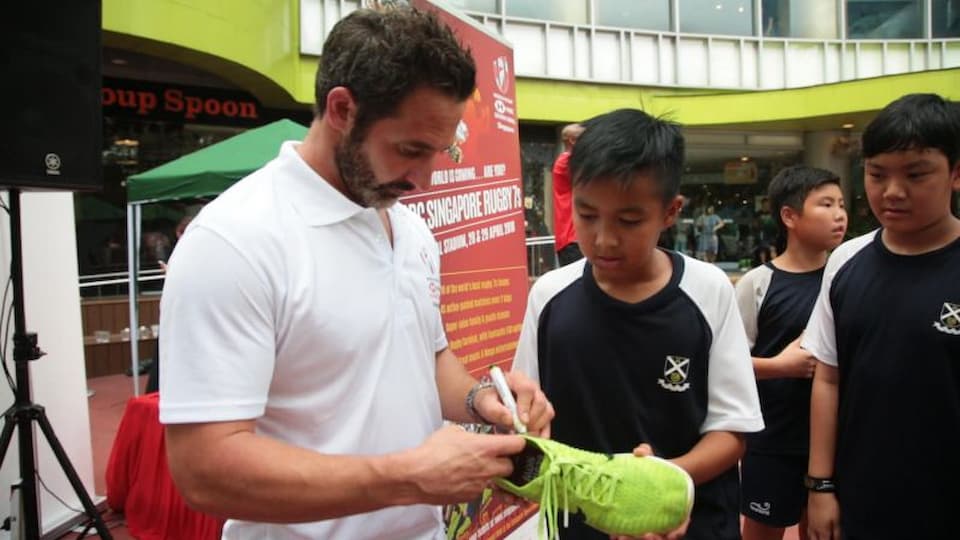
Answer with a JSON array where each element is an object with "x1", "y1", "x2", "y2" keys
[
  {"x1": 804, "y1": 475, "x2": 836, "y2": 493},
  {"x1": 465, "y1": 378, "x2": 494, "y2": 423}
]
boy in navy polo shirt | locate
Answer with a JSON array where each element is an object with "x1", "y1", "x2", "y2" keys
[
  {"x1": 736, "y1": 165, "x2": 847, "y2": 540},
  {"x1": 513, "y1": 109, "x2": 764, "y2": 540},
  {"x1": 804, "y1": 93, "x2": 960, "y2": 540}
]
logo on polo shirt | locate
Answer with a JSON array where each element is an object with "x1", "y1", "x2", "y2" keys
[
  {"x1": 657, "y1": 355, "x2": 691, "y2": 392},
  {"x1": 934, "y1": 302, "x2": 960, "y2": 335}
]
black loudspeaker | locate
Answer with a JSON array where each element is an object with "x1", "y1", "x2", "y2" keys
[{"x1": 0, "y1": 1, "x2": 103, "y2": 191}]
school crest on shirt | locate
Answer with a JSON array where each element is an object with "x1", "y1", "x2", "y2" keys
[
  {"x1": 658, "y1": 355, "x2": 691, "y2": 392},
  {"x1": 933, "y1": 302, "x2": 960, "y2": 335}
]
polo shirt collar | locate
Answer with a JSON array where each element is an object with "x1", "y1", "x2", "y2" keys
[{"x1": 277, "y1": 141, "x2": 367, "y2": 226}]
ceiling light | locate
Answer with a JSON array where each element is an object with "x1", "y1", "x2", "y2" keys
[{"x1": 842, "y1": 123, "x2": 855, "y2": 129}]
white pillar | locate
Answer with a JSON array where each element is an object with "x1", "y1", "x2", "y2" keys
[{"x1": 803, "y1": 130, "x2": 855, "y2": 204}]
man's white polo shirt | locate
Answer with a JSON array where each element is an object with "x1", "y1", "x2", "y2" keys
[{"x1": 159, "y1": 141, "x2": 448, "y2": 540}]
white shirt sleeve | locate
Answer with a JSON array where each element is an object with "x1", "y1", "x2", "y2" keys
[
  {"x1": 734, "y1": 266, "x2": 771, "y2": 351},
  {"x1": 702, "y1": 278, "x2": 765, "y2": 433},
  {"x1": 159, "y1": 225, "x2": 277, "y2": 424},
  {"x1": 510, "y1": 287, "x2": 541, "y2": 383},
  {"x1": 801, "y1": 231, "x2": 876, "y2": 367},
  {"x1": 802, "y1": 267, "x2": 838, "y2": 367}
]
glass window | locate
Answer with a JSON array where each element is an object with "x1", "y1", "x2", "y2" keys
[
  {"x1": 506, "y1": 0, "x2": 588, "y2": 24},
  {"x1": 846, "y1": 0, "x2": 923, "y2": 39},
  {"x1": 674, "y1": 146, "x2": 801, "y2": 268},
  {"x1": 679, "y1": 0, "x2": 755, "y2": 36},
  {"x1": 595, "y1": 0, "x2": 671, "y2": 31},
  {"x1": 933, "y1": 0, "x2": 960, "y2": 37},
  {"x1": 762, "y1": 0, "x2": 839, "y2": 38},
  {"x1": 446, "y1": 0, "x2": 499, "y2": 15}
]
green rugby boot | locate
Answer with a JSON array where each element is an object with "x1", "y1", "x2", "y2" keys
[{"x1": 494, "y1": 436, "x2": 694, "y2": 540}]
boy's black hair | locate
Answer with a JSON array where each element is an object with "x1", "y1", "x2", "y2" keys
[
  {"x1": 862, "y1": 93, "x2": 960, "y2": 167},
  {"x1": 768, "y1": 165, "x2": 840, "y2": 253},
  {"x1": 568, "y1": 109, "x2": 685, "y2": 204}
]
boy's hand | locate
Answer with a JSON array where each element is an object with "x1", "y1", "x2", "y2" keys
[
  {"x1": 776, "y1": 337, "x2": 817, "y2": 378},
  {"x1": 610, "y1": 444, "x2": 690, "y2": 540},
  {"x1": 807, "y1": 491, "x2": 841, "y2": 540}
]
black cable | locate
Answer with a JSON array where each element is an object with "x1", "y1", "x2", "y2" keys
[
  {"x1": 0, "y1": 276, "x2": 17, "y2": 394},
  {"x1": 36, "y1": 472, "x2": 84, "y2": 514},
  {"x1": 0, "y1": 276, "x2": 17, "y2": 395}
]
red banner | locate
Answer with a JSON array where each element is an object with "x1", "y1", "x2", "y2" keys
[{"x1": 404, "y1": 1, "x2": 536, "y2": 538}]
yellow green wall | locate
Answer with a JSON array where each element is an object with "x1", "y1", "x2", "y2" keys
[
  {"x1": 103, "y1": 0, "x2": 960, "y2": 127},
  {"x1": 102, "y1": 0, "x2": 316, "y2": 108}
]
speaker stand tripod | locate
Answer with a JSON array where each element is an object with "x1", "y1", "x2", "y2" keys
[{"x1": 0, "y1": 189, "x2": 111, "y2": 539}]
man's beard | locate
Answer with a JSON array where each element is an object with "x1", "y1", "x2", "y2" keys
[{"x1": 334, "y1": 135, "x2": 416, "y2": 209}]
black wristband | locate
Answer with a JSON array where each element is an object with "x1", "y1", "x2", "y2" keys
[{"x1": 804, "y1": 475, "x2": 836, "y2": 493}]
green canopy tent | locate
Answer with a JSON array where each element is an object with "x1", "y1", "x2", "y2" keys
[{"x1": 123, "y1": 119, "x2": 308, "y2": 394}]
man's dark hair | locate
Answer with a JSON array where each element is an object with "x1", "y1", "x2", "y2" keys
[
  {"x1": 768, "y1": 164, "x2": 840, "y2": 250},
  {"x1": 315, "y1": 7, "x2": 476, "y2": 136},
  {"x1": 862, "y1": 93, "x2": 960, "y2": 167},
  {"x1": 568, "y1": 109, "x2": 685, "y2": 204}
]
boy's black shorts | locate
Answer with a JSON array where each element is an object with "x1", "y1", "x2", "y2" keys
[{"x1": 740, "y1": 451, "x2": 807, "y2": 527}]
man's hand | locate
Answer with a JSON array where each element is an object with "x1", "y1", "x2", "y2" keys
[
  {"x1": 807, "y1": 491, "x2": 841, "y2": 540},
  {"x1": 775, "y1": 337, "x2": 817, "y2": 378},
  {"x1": 609, "y1": 444, "x2": 689, "y2": 540},
  {"x1": 475, "y1": 370, "x2": 554, "y2": 437},
  {"x1": 404, "y1": 426, "x2": 525, "y2": 504}
]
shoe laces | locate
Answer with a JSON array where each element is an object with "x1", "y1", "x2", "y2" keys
[{"x1": 537, "y1": 456, "x2": 618, "y2": 540}]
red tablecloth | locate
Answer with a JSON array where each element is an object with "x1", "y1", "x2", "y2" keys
[{"x1": 106, "y1": 393, "x2": 223, "y2": 540}]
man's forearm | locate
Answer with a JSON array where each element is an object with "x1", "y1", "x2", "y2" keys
[
  {"x1": 435, "y1": 347, "x2": 487, "y2": 423},
  {"x1": 167, "y1": 424, "x2": 421, "y2": 522}
]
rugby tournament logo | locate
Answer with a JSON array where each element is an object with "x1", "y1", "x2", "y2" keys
[
  {"x1": 933, "y1": 302, "x2": 960, "y2": 335},
  {"x1": 493, "y1": 56, "x2": 510, "y2": 95},
  {"x1": 657, "y1": 355, "x2": 691, "y2": 392}
]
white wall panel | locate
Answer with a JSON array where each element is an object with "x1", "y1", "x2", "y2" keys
[
  {"x1": 760, "y1": 43, "x2": 785, "y2": 89},
  {"x1": 593, "y1": 30, "x2": 622, "y2": 80},
  {"x1": 786, "y1": 42, "x2": 824, "y2": 87},
  {"x1": 547, "y1": 27, "x2": 575, "y2": 78},
  {"x1": 631, "y1": 35, "x2": 660, "y2": 84},
  {"x1": 929, "y1": 44, "x2": 943, "y2": 69},
  {"x1": 911, "y1": 43, "x2": 929, "y2": 70},
  {"x1": 825, "y1": 43, "x2": 842, "y2": 83},
  {"x1": 945, "y1": 43, "x2": 960, "y2": 68},
  {"x1": 677, "y1": 38, "x2": 708, "y2": 87},
  {"x1": 741, "y1": 41, "x2": 758, "y2": 88},
  {"x1": 660, "y1": 36, "x2": 677, "y2": 85},
  {"x1": 709, "y1": 39, "x2": 740, "y2": 87},
  {"x1": 886, "y1": 43, "x2": 912, "y2": 75},
  {"x1": 505, "y1": 22, "x2": 546, "y2": 75},
  {"x1": 857, "y1": 44, "x2": 884, "y2": 78},
  {"x1": 843, "y1": 45, "x2": 858, "y2": 79},
  {"x1": 575, "y1": 29, "x2": 591, "y2": 78}
]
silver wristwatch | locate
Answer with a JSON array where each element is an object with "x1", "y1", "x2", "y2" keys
[{"x1": 465, "y1": 378, "x2": 494, "y2": 423}]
